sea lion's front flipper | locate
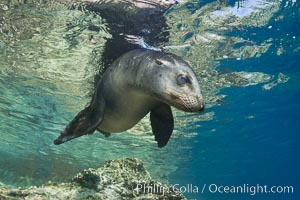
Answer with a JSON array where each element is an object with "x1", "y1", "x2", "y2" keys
[
  {"x1": 54, "y1": 100, "x2": 105, "y2": 145},
  {"x1": 150, "y1": 103, "x2": 174, "y2": 148}
]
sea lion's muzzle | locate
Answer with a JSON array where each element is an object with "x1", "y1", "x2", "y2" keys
[
  {"x1": 169, "y1": 93, "x2": 205, "y2": 113},
  {"x1": 193, "y1": 100, "x2": 205, "y2": 112},
  {"x1": 178, "y1": 95, "x2": 205, "y2": 113}
]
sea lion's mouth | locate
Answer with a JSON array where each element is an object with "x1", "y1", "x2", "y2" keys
[{"x1": 169, "y1": 93, "x2": 205, "y2": 113}]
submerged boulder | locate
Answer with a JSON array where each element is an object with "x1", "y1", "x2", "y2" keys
[{"x1": 0, "y1": 158, "x2": 185, "y2": 199}]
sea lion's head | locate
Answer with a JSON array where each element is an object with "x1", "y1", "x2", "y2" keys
[{"x1": 147, "y1": 52, "x2": 205, "y2": 113}]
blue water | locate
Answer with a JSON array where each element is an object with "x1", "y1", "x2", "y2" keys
[
  {"x1": 185, "y1": 2, "x2": 300, "y2": 199},
  {"x1": 167, "y1": 1, "x2": 300, "y2": 199},
  {"x1": 0, "y1": 0, "x2": 299, "y2": 200},
  {"x1": 172, "y1": 74, "x2": 300, "y2": 200}
]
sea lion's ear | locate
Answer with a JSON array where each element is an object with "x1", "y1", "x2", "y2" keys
[
  {"x1": 53, "y1": 97, "x2": 105, "y2": 145},
  {"x1": 150, "y1": 103, "x2": 174, "y2": 148}
]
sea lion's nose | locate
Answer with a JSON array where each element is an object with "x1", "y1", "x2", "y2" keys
[
  {"x1": 190, "y1": 97, "x2": 205, "y2": 113},
  {"x1": 197, "y1": 102, "x2": 205, "y2": 112},
  {"x1": 193, "y1": 94, "x2": 205, "y2": 112}
]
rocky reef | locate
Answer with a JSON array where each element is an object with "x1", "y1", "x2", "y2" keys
[{"x1": 0, "y1": 158, "x2": 185, "y2": 200}]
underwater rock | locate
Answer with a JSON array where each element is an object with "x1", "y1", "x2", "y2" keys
[
  {"x1": 218, "y1": 71, "x2": 273, "y2": 88},
  {"x1": 0, "y1": 158, "x2": 186, "y2": 200},
  {"x1": 262, "y1": 72, "x2": 290, "y2": 90}
]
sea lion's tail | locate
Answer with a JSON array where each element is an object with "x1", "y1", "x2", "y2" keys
[{"x1": 54, "y1": 105, "x2": 103, "y2": 145}]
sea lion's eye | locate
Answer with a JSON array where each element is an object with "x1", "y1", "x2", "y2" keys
[
  {"x1": 155, "y1": 59, "x2": 163, "y2": 65},
  {"x1": 177, "y1": 74, "x2": 190, "y2": 85}
]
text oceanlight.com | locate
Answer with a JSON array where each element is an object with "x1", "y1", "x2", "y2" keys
[{"x1": 132, "y1": 183, "x2": 294, "y2": 196}]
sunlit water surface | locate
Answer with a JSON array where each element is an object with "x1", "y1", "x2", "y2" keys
[{"x1": 0, "y1": 1, "x2": 299, "y2": 200}]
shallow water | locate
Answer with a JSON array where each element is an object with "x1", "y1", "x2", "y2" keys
[{"x1": 0, "y1": 0, "x2": 299, "y2": 199}]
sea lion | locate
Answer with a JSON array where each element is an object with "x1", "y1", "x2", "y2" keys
[{"x1": 54, "y1": 49, "x2": 204, "y2": 147}]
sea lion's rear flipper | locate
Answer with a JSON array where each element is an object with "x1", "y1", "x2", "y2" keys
[
  {"x1": 54, "y1": 103, "x2": 104, "y2": 145},
  {"x1": 150, "y1": 104, "x2": 174, "y2": 148}
]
